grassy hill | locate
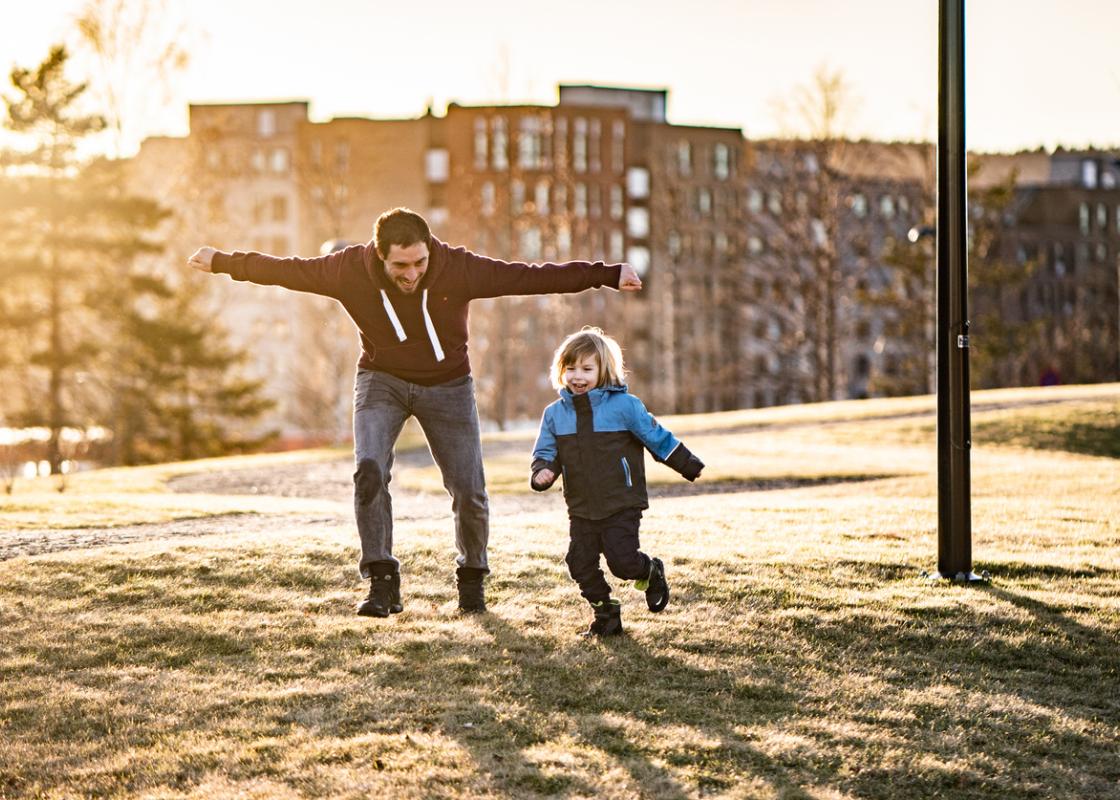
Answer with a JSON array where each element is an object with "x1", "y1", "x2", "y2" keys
[{"x1": 1, "y1": 384, "x2": 1117, "y2": 799}]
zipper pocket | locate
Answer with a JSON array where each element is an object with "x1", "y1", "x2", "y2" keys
[{"x1": 621, "y1": 456, "x2": 632, "y2": 487}]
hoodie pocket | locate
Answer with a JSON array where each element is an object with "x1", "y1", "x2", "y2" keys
[{"x1": 620, "y1": 456, "x2": 633, "y2": 488}]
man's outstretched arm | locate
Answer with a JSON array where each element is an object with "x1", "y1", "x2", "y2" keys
[
  {"x1": 186, "y1": 245, "x2": 347, "y2": 298},
  {"x1": 459, "y1": 244, "x2": 642, "y2": 299}
]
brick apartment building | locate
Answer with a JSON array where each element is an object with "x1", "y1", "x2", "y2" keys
[{"x1": 128, "y1": 89, "x2": 1120, "y2": 439}]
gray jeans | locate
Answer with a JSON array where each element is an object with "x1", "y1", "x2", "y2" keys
[{"x1": 352, "y1": 369, "x2": 489, "y2": 579}]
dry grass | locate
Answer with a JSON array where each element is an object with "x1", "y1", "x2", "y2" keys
[{"x1": 1, "y1": 385, "x2": 1118, "y2": 799}]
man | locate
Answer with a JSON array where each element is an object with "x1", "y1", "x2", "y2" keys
[{"x1": 187, "y1": 207, "x2": 641, "y2": 617}]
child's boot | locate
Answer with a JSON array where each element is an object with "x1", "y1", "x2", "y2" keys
[
  {"x1": 635, "y1": 557, "x2": 669, "y2": 612},
  {"x1": 582, "y1": 598, "x2": 623, "y2": 637}
]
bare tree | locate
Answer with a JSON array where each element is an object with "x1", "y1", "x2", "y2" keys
[{"x1": 72, "y1": 0, "x2": 192, "y2": 158}]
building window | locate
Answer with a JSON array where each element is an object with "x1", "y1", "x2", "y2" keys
[
  {"x1": 676, "y1": 141, "x2": 691, "y2": 176},
  {"x1": 258, "y1": 110, "x2": 276, "y2": 137},
  {"x1": 611, "y1": 120, "x2": 625, "y2": 174},
  {"x1": 252, "y1": 199, "x2": 265, "y2": 225},
  {"x1": 767, "y1": 191, "x2": 782, "y2": 215},
  {"x1": 609, "y1": 230, "x2": 624, "y2": 261},
  {"x1": 491, "y1": 117, "x2": 508, "y2": 171},
  {"x1": 1102, "y1": 171, "x2": 1117, "y2": 189},
  {"x1": 510, "y1": 179, "x2": 525, "y2": 211},
  {"x1": 748, "y1": 236, "x2": 763, "y2": 255},
  {"x1": 1096, "y1": 242, "x2": 1108, "y2": 263},
  {"x1": 426, "y1": 148, "x2": 449, "y2": 183},
  {"x1": 574, "y1": 183, "x2": 587, "y2": 217},
  {"x1": 518, "y1": 116, "x2": 543, "y2": 170},
  {"x1": 589, "y1": 119, "x2": 601, "y2": 173},
  {"x1": 251, "y1": 147, "x2": 266, "y2": 172},
  {"x1": 573, "y1": 118, "x2": 588, "y2": 173},
  {"x1": 554, "y1": 117, "x2": 568, "y2": 168},
  {"x1": 697, "y1": 188, "x2": 712, "y2": 216},
  {"x1": 804, "y1": 153, "x2": 819, "y2": 173},
  {"x1": 879, "y1": 195, "x2": 895, "y2": 218},
  {"x1": 270, "y1": 147, "x2": 289, "y2": 173},
  {"x1": 713, "y1": 143, "x2": 731, "y2": 180},
  {"x1": 715, "y1": 232, "x2": 728, "y2": 254},
  {"x1": 1097, "y1": 203, "x2": 1108, "y2": 230},
  {"x1": 626, "y1": 167, "x2": 650, "y2": 199},
  {"x1": 473, "y1": 118, "x2": 488, "y2": 169},
  {"x1": 1081, "y1": 159, "x2": 1098, "y2": 188},
  {"x1": 480, "y1": 182, "x2": 495, "y2": 216},
  {"x1": 626, "y1": 246, "x2": 651, "y2": 276},
  {"x1": 626, "y1": 207, "x2": 650, "y2": 238},
  {"x1": 1079, "y1": 202, "x2": 1091, "y2": 235},
  {"x1": 554, "y1": 183, "x2": 567, "y2": 215},
  {"x1": 668, "y1": 231, "x2": 682, "y2": 258},
  {"x1": 747, "y1": 188, "x2": 763, "y2": 213},
  {"x1": 557, "y1": 225, "x2": 571, "y2": 260},
  {"x1": 521, "y1": 227, "x2": 542, "y2": 260},
  {"x1": 851, "y1": 193, "x2": 867, "y2": 217},
  {"x1": 534, "y1": 179, "x2": 550, "y2": 215},
  {"x1": 610, "y1": 185, "x2": 624, "y2": 220},
  {"x1": 1053, "y1": 242, "x2": 1066, "y2": 276},
  {"x1": 811, "y1": 218, "x2": 827, "y2": 247}
]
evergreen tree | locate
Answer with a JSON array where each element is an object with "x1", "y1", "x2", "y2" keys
[{"x1": 105, "y1": 273, "x2": 276, "y2": 464}]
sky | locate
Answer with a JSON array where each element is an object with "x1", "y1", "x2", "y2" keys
[{"x1": 2, "y1": 0, "x2": 1118, "y2": 156}]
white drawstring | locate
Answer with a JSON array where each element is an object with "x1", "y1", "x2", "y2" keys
[
  {"x1": 421, "y1": 289, "x2": 445, "y2": 362},
  {"x1": 380, "y1": 288, "x2": 445, "y2": 362},
  {"x1": 380, "y1": 290, "x2": 406, "y2": 342}
]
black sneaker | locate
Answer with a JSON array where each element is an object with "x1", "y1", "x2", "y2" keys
[
  {"x1": 644, "y1": 558, "x2": 669, "y2": 613},
  {"x1": 581, "y1": 599, "x2": 623, "y2": 637},
  {"x1": 456, "y1": 566, "x2": 487, "y2": 613},
  {"x1": 357, "y1": 567, "x2": 402, "y2": 617}
]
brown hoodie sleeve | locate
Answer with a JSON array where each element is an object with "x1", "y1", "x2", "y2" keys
[
  {"x1": 211, "y1": 248, "x2": 349, "y2": 299},
  {"x1": 451, "y1": 245, "x2": 622, "y2": 299}
]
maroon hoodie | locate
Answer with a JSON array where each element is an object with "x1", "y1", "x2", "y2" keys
[{"x1": 212, "y1": 237, "x2": 622, "y2": 386}]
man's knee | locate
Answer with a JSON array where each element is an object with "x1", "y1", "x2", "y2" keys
[{"x1": 354, "y1": 459, "x2": 384, "y2": 505}]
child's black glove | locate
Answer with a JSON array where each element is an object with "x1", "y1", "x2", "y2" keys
[{"x1": 665, "y1": 444, "x2": 704, "y2": 482}]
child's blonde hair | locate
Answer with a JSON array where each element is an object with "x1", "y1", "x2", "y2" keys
[{"x1": 549, "y1": 327, "x2": 626, "y2": 391}]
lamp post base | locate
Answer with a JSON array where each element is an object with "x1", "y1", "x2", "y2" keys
[{"x1": 924, "y1": 570, "x2": 990, "y2": 583}]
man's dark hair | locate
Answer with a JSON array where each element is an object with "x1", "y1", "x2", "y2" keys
[{"x1": 374, "y1": 208, "x2": 431, "y2": 258}]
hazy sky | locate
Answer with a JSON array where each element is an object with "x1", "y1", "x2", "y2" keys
[{"x1": 4, "y1": 0, "x2": 1118, "y2": 155}]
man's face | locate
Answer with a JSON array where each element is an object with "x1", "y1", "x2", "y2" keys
[{"x1": 382, "y1": 242, "x2": 429, "y2": 293}]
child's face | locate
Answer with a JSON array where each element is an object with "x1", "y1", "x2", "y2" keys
[{"x1": 563, "y1": 354, "x2": 600, "y2": 395}]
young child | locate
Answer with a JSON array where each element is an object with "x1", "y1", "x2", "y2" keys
[{"x1": 530, "y1": 327, "x2": 704, "y2": 637}]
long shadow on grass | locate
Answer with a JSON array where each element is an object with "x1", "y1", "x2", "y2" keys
[
  {"x1": 465, "y1": 613, "x2": 819, "y2": 799},
  {"x1": 648, "y1": 473, "x2": 900, "y2": 498}
]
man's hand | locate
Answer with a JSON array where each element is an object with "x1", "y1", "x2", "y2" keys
[
  {"x1": 187, "y1": 246, "x2": 218, "y2": 273},
  {"x1": 532, "y1": 468, "x2": 556, "y2": 488},
  {"x1": 617, "y1": 263, "x2": 642, "y2": 292}
]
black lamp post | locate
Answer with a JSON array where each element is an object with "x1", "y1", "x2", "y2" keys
[{"x1": 930, "y1": 0, "x2": 985, "y2": 582}]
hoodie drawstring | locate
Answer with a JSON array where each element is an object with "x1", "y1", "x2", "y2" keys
[
  {"x1": 421, "y1": 289, "x2": 445, "y2": 362},
  {"x1": 380, "y1": 290, "x2": 406, "y2": 342},
  {"x1": 379, "y1": 288, "x2": 445, "y2": 362}
]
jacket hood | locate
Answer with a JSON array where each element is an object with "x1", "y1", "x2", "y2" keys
[{"x1": 559, "y1": 383, "x2": 629, "y2": 407}]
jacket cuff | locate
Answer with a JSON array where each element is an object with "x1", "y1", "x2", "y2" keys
[
  {"x1": 211, "y1": 251, "x2": 234, "y2": 276},
  {"x1": 530, "y1": 459, "x2": 559, "y2": 492},
  {"x1": 664, "y1": 443, "x2": 704, "y2": 482},
  {"x1": 607, "y1": 263, "x2": 622, "y2": 289}
]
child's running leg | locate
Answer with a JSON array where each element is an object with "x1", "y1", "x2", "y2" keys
[{"x1": 566, "y1": 516, "x2": 611, "y2": 602}]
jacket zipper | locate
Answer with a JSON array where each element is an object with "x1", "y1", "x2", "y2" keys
[{"x1": 621, "y1": 456, "x2": 632, "y2": 487}]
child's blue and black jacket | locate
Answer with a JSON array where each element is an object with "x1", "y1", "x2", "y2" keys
[{"x1": 531, "y1": 384, "x2": 704, "y2": 520}]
